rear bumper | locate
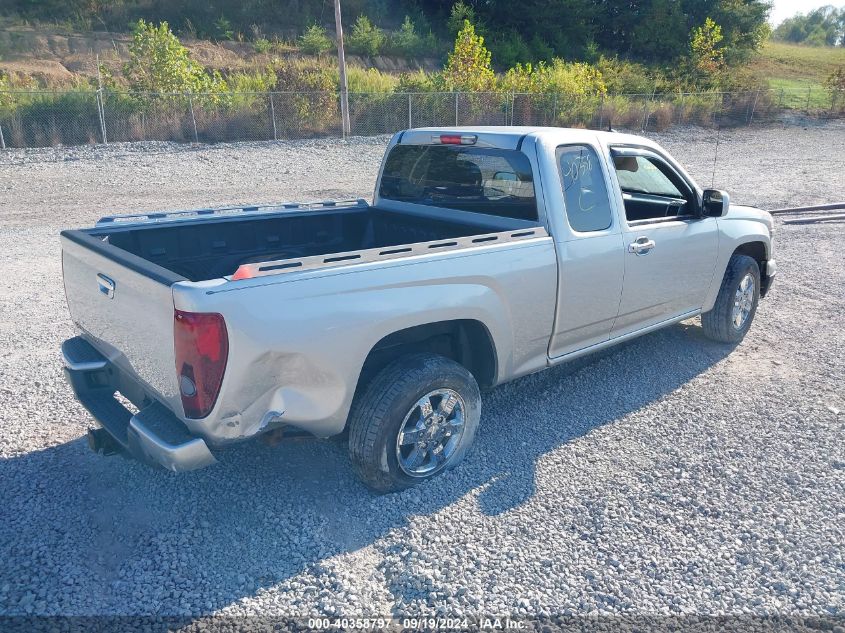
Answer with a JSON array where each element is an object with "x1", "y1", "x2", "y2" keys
[
  {"x1": 761, "y1": 258, "x2": 777, "y2": 297},
  {"x1": 62, "y1": 336, "x2": 216, "y2": 472}
]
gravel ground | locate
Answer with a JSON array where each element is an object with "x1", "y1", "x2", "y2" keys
[{"x1": 0, "y1": 123, "x2": 843, "y2": 625}]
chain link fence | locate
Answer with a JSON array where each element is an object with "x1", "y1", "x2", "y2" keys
[{"x1": 0, "y1": 87, "x2": 843, "y2": 149}]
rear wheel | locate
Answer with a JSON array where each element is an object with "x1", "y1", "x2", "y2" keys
[
  {"x1": 702, "y1": 254, "x2": 760, "y2": 343},
  {"x1": 347, "y1": 353, "x2": 481, "y2": 493}
]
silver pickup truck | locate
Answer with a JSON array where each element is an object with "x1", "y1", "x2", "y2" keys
[{"x1": 61, "y1": 127, "x2": 775, "y2": 492}]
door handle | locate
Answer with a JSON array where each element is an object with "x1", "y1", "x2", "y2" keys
[{"x1": 628, "y1": 237, "x2": 656, "y2": 255}]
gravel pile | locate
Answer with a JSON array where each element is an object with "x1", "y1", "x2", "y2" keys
[{"x1": 0, "y1": 123, "x2": 843, "y2": 624}]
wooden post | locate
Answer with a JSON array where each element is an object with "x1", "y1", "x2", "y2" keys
[{"x1": 334, "y1": 0, "x2": 350, "y2": 137}]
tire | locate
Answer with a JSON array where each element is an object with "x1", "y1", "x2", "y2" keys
[
  {"x1": 347, "y1": 353, "x2": 481, "y2": 493},
  {"x1": 701, "y1": 254, "x2": 761, "y2": 343}
]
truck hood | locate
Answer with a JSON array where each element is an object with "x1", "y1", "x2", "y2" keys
[{"x1": 725, "y1": 204, "x2": 774, "y2": 233}]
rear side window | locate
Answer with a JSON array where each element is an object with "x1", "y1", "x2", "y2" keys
[
  {"x1": 378, "y1": 144, "x2": 538, "y2": 221},
  {"x1": 556, "y1": 145, "x2": 613, "y2": 233}
]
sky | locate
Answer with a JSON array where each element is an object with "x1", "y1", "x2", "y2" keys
[{"x1": 769, "y1": 0, "x2": 838, "y2": 25}]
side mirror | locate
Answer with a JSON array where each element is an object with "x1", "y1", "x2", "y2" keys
[{"x1": 702, "y1": 189, "x2": 730, "y2": 217}]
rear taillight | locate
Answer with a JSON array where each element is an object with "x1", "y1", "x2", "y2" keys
[{"x1": 174, "y1": 310, "x2": 228, "y2": 419}]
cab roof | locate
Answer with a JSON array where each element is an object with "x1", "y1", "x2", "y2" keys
[{"x1": 398, "y1": 126, "x2": 657, "y2": 151}]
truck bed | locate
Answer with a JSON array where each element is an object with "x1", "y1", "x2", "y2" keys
[{"x1": 82, "y1": 200, "x2": 532, "y2": 282}]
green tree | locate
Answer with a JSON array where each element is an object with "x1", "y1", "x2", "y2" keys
[
  {"x1": 299, "y1": 24, "x2": 333, "y2": 55},
  {"x1": 442, "y1": 20, "x2": 495, "y2": 91},
  {"x1": 389, "y1": 16, "x2": 422, "y2": 56},
  {"x1": 773, "y1": 6, "x2": 844, "y2": 46},
  {"x1": 214, "y1": 15, "x2": 234, "y2": 41},
  {"x1": 687, "y1": 0, "x2": 771, "y2": 65},
  {"x1": 447, "y1": 1, "x2": 478, "y2": 36},
  {"x1": 629, "y1": 0, "x2": 687, "y2": 62},
  {"x1": 689, "y1": 17, "x2": 725, "y2": 83},
  {"x1": 346, "y1": 15, "x2": 386, "y2": 56},
  {"x1": 122, "y1": 20, "x2": 227, "y2": 95}
]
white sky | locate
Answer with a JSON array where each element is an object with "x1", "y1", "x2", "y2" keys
[{"x1": 769, "y1": 0, "x2": 839, "y2": 25}]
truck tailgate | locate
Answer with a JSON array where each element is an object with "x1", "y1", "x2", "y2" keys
[{"x1": 61, "y1": 230, "x2": 182, "y2": 412}]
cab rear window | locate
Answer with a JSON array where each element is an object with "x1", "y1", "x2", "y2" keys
[{"x1": 378, "y1": 144, "x2": 538, "y2": 221}]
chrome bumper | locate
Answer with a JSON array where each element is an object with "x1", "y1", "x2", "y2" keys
[{"x1": 62, "y1": 336, "x2": 216, "y2": 472}]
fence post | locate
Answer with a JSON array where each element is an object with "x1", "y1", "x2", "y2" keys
[
  {"x1": 678, "y1": 92, "x2": 685, "y2": 125},
  {"x1": 641, "y1": 90, "x2": 654, "y2": 132},
  {"x1": 748, "y1": 89, "x2": 760, "y2": 125},
  {"x1": 269, "y1": 92, "x2": 278, "y2": 141},
  {"x1": 0, "y1": 123, "x2": 5, "y2": 150},
  {"x1": 188, "y1": 93, "x2": 199, "y2": 143},
  {"x1": 511, "y1": 92, "x2": 516, "y2": 126},
  {"x1": 598, "y1": 93, "x2": 604, "y2": 130},
  {"x1": 96, "y1": 89, "x2": 108, "y2": 144}
]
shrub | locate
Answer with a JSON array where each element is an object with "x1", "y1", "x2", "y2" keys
[
  {"x1": 346, "y1": 16, "x2": 386, "y2": 57},
  {"x1": 0, "y1": 73, "x2": 12, "y2": 112},
  {"x1": 346, "y1": 66, "x2": 398, "y2": 93},
  {"x1": 253, "y1": 38, "x2": 272, "y2": 54},
  {"x1": 396, "y1": 70, "x2": 438, "y2": 93},
  {"x1": 299, "y1": 24, "x2": 333, "y2": 55},
  {"x1": 239, "y1": 70, "x2": 276, "y2": 92},
  {"x1": 500, "y1": 59, "x2": 607, "y2": 97},
  {"x1": 270, "y1": 58, "x2": 337, "y2": 130},
  {"x1": 596, "y1": 56, "x2": 656, "y2": 94},
  {"x1": 827, "y1": 66, "x2": 845, "y2": 93},
  {"x1": 123, "y1": 20, "x2": 228, "y2": 98}
]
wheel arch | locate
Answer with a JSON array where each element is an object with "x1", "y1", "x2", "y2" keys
[
  {"x1": 733, "y1": 240, "x2": 767, "y2": 271},
  {"x1": 354, "y1": 319, "x2": 499, "y2": 398},
  {"x1": 703, "y1": 236, "x2": 770, "y2": 313}
]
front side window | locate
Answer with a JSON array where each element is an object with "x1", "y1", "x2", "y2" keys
[
  {"x1": 556, "y1": 145, "x2": 613, "y2": 233},
  {"x1": 614, "y1": 155, "x2": 683, "y2": 198},
  {"x1": 612, "y1": 151, "x2": 695, "y2": 221},
  {"x1": 379, "y1": 144, "x2": 538, "y2": 221}
]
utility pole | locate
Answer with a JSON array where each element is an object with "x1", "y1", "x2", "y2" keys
[{"x1": 334, "y1": 0, "x2": 351, "y2": 137}]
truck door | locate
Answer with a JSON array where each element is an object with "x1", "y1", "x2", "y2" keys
[
  {"x1": 608, "y1": 147, "x2": 719, "y2": 335},
  {"x1": 547, "y1": 144, "x2": 625, "y2": 358}
]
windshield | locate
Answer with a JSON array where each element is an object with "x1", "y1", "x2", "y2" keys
[{"x1": 378, "y1": 144, "x2": 538, "y2": 221}]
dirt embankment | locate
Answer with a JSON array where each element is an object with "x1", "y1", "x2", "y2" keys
[{"x1": 0, "y1": 26, "x2": 439, "y2": 87}]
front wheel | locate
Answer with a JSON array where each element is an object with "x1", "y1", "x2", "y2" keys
[
  {"x1": 347, "y1": 353, "x2": 481, "y2": 493},
  {"x1": 701, "y1": 253, "x2": 761, "y2": 343}
]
